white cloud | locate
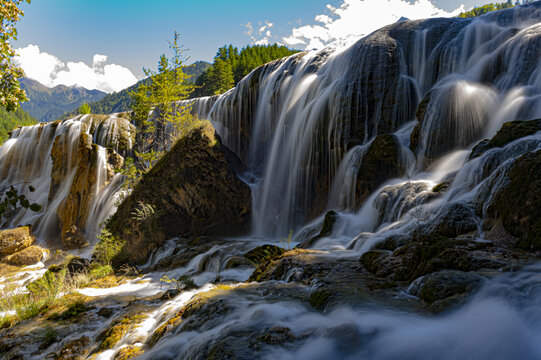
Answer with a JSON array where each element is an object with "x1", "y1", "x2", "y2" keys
[
  {"x1": 14, "y1": 45, "x2": 138, "y2": 93},
  {"x1": 244, "y1": 20, "x2": 275, "y2": 46},
  {"x1": 250, "y1": 0, "x2": 466, "y2": 50}
]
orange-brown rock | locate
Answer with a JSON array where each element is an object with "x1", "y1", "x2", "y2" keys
[
  {"x1": 3, "y1": 245, "x2": 48, "y2": 266},
  {"x1": 0, "y1": 226, "x2": 36, "y2": 257}
]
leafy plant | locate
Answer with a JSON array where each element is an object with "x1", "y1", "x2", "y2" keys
[
  {"x1": 279, "y1": 230, "x2": 294, "y2": 251},
  {"x1": 93, "y1": 227, "x2": 124, "y2": 265},
  {"x1": 0, "y1": 183, "x2": 41, "y2": 221},
  {"x1": 78, "y1": 102, "x2": 91, "y2": 114},
  {"x1": 39, "y1": 326, "x2": 58, "y2": 349},
  {"x1": 160, "y1": 275, "x2": 197, "y2": 291}
]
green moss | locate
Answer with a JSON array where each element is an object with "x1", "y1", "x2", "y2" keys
[
  {"x1": 97, "y1": 313, "x2": 148, "y2": 351},
  {"x1": 114, "y1": 345, "x2": 144, "y2": 360},
  {"x1": 309, "y1": 287, "x2": 332, "y2": 311},
  {"x1": 60, "y1": 299, "x2": 88, "y2": 320}
]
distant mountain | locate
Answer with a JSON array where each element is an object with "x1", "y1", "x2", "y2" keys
[
  {"x1": 59, "y1": 61, "x2": 211, "y2": 119},
  {"x1": 20, "y1": 78, "x2": 107, "y2": 122},
  {"x1": 0, "y1": 107, "x2": 38, "y2": 144}
]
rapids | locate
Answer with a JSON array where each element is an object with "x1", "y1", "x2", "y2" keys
[{"x1": 1, "y1": 3, "x2": 541, "y2": 360}]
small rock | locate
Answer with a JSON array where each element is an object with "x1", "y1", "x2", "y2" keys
[
  {"x1": 2, "y1": 245, "x2": 48, "y2": 266},
  {"x1": 0, "y1": 226, "x2": 36, "y2": 257}
]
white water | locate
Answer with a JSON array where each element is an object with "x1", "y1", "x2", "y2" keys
[
  {"x1": 186, "y1": 3, "x2": 541, "y2": 238},
  {"x1": 0, "y1": 114, "x2": 132, "y2": 249}
]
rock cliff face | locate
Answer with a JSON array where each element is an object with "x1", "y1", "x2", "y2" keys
[
  {"x1": 105, "y1": 121, "x2": 252, "y2": 266},
  {"x1": 0, "y1": 114, "x2": 134, "y2": 248}
]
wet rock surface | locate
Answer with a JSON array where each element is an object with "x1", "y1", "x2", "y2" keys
[{"x1": 105, "y1": 121, "x2": 252, "y2": 267}]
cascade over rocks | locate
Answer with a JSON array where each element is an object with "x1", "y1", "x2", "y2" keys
[
  {"x1": 0, "y1": 114, "x2": 134, "y2": 248},
  {"x1": 104, "y1": 121, "x2": 252, "y2": 267}
]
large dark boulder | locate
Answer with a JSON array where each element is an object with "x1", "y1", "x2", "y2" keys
[
  {"x1": 488, "y1": 149, "x2": 541, "y2": 250},
  {"x1": 103, "y1": 121, "x2": 252, "y2": 267},
  {"x1": 355, "y1": 134, "x2": 405, "y2": 207},
  {"x1": 470, "y1": 119, "x2": 541, "y2": 159}
]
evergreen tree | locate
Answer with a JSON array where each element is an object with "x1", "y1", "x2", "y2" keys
[
  {"x1": 192, "y1": 43, "x2": 299, "y2": 97},
  {"x1": 123, "y1": 31, "x2": 195, "y2": 193}
]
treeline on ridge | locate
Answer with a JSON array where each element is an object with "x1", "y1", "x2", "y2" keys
[
  {"x1": 192, "y1": 44, "x2": 300, "y2": 97},
  {"x1": 457, "y1": 0, "x2": 534, "y2": 17}
]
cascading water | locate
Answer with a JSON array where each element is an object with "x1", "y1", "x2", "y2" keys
[
  {"x1": 2, "y1": 3, "x2": 541, "y2": 360},
  {"x1": 186, "y1": 3, "x2": 541, "y2": 238},
  {"x1": 0, "y1": 113, "x2": 134, "y2": 249}
]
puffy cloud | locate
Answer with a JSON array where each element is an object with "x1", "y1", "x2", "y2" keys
[
  {"x1": 250, "y1": 0, "x2": 465, "y2": 50},
  {"x1": 284, "y1": 0, "x2": 465, "y2": 48},
  {"x1": 14, "y1": 45, "x2": 137, "y2": 93}
]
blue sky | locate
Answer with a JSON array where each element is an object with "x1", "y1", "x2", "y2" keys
[{"x1": 14, "y1": 0, "x2": 484, "y2": 92}]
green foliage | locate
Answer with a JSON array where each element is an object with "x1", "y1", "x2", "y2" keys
[
  {"x1": 61, "y1": 299, "x2": 88, "y2": 320},
  {"x1": 456, "y1": 1, "x2": 533, "y2": 17},
  {"x1": 193, "y1": 43, "x2": 299, "y2": 97},
  {"x1": 27, "y1": 268, "x2": 67, "y2": 301},
  {"x1": 89, "y1": 264, "x2": 114, "y2": 279},
  {"x1": 0, "y1": 184, "x2": 41, "y2": 221},
  {"x1": 79, "y1": 102, "x2": 91, "y2": 114},
  {"x1": 279, "y1": 230, "x2": 294, "y2": 251},
  {"x1": 93, "y1": 227, "x2": 124, "y2": 265},
  {"x1": 131, "y1": 201, "x2": 156, "y2": 222},
  {"x1": 122, "y1": 31, "x2": 196, "y2": 195},
  {"x1": 0, "y1": 106, "x2": 37, "y2": 144},
  {"x1": 0, "y1": 0, "x2": 30, "y2": 111},
  {"x1": 39, "y1": 326, "x2": 58, "y2": 349},
  {"x1": 160, "y1": 275, "x2": 197, "y2": 291}
]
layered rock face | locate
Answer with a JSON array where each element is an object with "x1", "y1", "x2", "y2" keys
[
  {"x1": 0, "y1": 114, "x2": 134, "y2": 248},
  {"x1": 105, "y1": 121, "x2": 252, "y2": 266},
  {"x1": 185, "y1": 3, "x2": 541, "y2": 236}
]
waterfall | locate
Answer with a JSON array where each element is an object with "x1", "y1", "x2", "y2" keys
[
  {"x1": 0, "y1": 114, "x2": 134, "y2": 249},
  {"x1": 185, "y1": 2, "x2": 541, "y2": 238}
]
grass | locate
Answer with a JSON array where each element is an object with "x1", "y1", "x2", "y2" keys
[{"x1": 0, "y1": 256, "x2": 125, "y2": 329}]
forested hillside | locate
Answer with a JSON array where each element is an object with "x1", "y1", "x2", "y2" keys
[
  {"x1": 192, "y1": 44, "x2": 299, "y2": 97},
  {"x1": 0, "y1": 107, "x2": 37, "y2": 144}
]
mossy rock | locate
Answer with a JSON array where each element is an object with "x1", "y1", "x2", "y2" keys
[
  {"x1": 97, "y1": 313, "x2": 148, "y2": 351},
  {"x1": 244, "y1": 244, "x2": 286, "y2": 265},
  {"x1": 297, "y1": 210, "x2": 338, "y2": 248},
  {"x1": 470, "y1": 119, "x2": 541, "y2": 159},
  {"x1": 2, "y1": 245, "x2": 47, "y2": 266},
  {"x1": 114, "y1": 345, "x2": 144, "y2": 360},
  {"x1": 102, "y1": 121, "x2": 252, "y2": 267},
  {"x1": 489, "y1": 149, "x2": 541, "y2": 250},
  {"x1": 416, "y1": 270, "x2": 483, "y2": 304}
]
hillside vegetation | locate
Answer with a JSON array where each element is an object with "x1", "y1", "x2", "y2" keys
[
  {"x1": 193, "y1": 44, "x2": 300, "y2": 97},
  {"x1": 457, "y1": 0, "x2": 534, "y2": 17},
  {"x1": 0, "y1": 107, "x2": 37, "y2": 144}
]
